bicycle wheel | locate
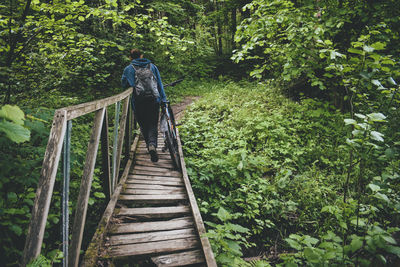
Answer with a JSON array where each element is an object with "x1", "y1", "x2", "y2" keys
[{"x1": 164, "y1": 129, "x2": 181, "y2": 170}]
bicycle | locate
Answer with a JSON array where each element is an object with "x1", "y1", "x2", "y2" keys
[{"x1": 160, "y1": 79, "x2": 183, "y2": 170}]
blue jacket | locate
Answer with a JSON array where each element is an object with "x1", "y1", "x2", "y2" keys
[{"x1": 121, "y1": 58, "x2": 167, "y2": 107}]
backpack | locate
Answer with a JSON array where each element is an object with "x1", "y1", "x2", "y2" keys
[{"x1": 132, "y1": 64, "x2": 160, "y2": 100}]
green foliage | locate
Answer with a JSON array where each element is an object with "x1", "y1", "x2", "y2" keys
[
  {"x1": 0, "y1": 105, "x2": 30, "y2": 143},
  {"x1": 180, "y1": 81, "x2": 400, "y2": 265}
]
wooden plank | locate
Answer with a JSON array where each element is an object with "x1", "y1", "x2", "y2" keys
[
  {"x1": 151, "y1": 250, "x2": 205, "y2": 267},
  {"x1": 69, "y1": 108, "x2": 105, "y2": 267},
  {"x1": 116, "y1": 206, "x2": 190, "y2": 217},
  {"x1": 107, "y1": 237, "x2": 199, "y2": 258},
  {"x1": 22, "y1": 110, "x2": 67, "y2": 266},
  {"x1": 124, "y1": 184, "x2": 183, "y2": 190},
  {"x1": 110, "y1": 217, "x2": 193, "y2": 234},
  {"x1": 82, "y1": 135, "x2": 139, "y2": 267},
  {"x1": 126, "y1": 179, "x2": 183, "y2": 186},
  {"x1": 100, "y1": 108, "x2": 111, "y2": 199},
  {"x1": 132, "y1": 169, "x2": 182, "y2": 177},
  {"x1": 176, "y1": 128, "x2": 217, "y2": 266},
  {"x1": 61, "y1": 87, "x2": 133, "y2": 120},
  {"x1": 135, "y1": 160, "x2": 173, "y2": 168},
  {"x1": 134, "y1": 165, "x2": 176, "y2": 172},
  {"x1": 107, "y1": 228, "x2": 195, "y2": 246},
  {"x1": 119, "y1": 194, "x2": 187, "y2": 202},
  {"x1": 122, "y1": 189, "x2": 185, "y2": 195},
  {"x1": 114, "y1": 96, "x2": 130, "y2": 186},
  {"x1": 128, "y1": 174, "x2": 182, "y2": 182}
]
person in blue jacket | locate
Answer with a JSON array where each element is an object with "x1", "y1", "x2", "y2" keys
[{"x1": 121, "y1": 49, "x2": 167, "y2": 162}]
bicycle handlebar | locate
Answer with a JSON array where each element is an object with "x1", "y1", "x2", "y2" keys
[{"x1": 163, "y1": 78, "x2": 184, "y2": 88}]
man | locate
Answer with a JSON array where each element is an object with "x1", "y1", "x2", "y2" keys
[{"x1": 121, "y1": 49, "x2": 167, "y2": 162}]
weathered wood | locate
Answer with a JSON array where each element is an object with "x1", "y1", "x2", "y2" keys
[
  {"x1": 135, "y1": 159, "x2": 172, "y2": 168},
  {"x1": 107, "y1": 228, "x2": 195, "y2": 246},
  {"x1": 111, "y1": 217, "x2": 194, "y2": 234},
  {"x1": 128, "y1": 174, "x2": 182, "y2": 182},
  {"x1": 134, "y1": 165, "x2": 176, "y2": 172},
  {"x1": 119, "y1": 194, "x2": 187, "y2": 202},
  {"x1": 132, "y1": 169, "x2": 182, "y2": 177},
  {"x1": 124, "y1": 184, "x2": 183, "y2": 190},
  {"x1": 100, "y1": 108, "x2": 112, "y2": 199},
  {"x1": 176, "y1": 128, "x2": 217, "y2": 267},
  {"x1": 107, "y1": 237, "x2": 199, "y2": 258},
  {"x1": 126, "y1": 179, "x2": 183, "y2": 186},
  {"x1": 151, "y1": 249, "x2": 205, "y2": 267},
  {"x1": 60, "y1": 87, "x2": 133, "y2": 120},
  {"x1": 22, "y1": 110, "x2": 67, "y2": 266},
  {"x1": 114, "y1": 96, "x2": 130, "y2": 186},
  {"x1": 69, "y1": 108, "x2": 105, "y2": 267},
  {"x1": 123, "y1": 189, "x2": 185, "y2": 195},
  {"x1": 82, "y1": 135, "x2": 139, "y2": 267},
  {"x1": 124, "y1": 101, "x2": 132, "y2": 160},
  {"x1": 116, "y1": 206, "x2": 190, "y2": 218}
]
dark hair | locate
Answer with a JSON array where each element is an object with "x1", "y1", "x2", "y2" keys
[{"x1": 130, "y1": 49, "x2": 142, "y2": 59}]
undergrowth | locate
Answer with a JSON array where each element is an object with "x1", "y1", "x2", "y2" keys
[{"x1": 179, "y1": 81, "x2": 400, "y2": 266}]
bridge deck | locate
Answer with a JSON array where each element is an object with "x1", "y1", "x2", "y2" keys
[{"x1": 90, "y1": 135, "x2": 210, "y2": 266}]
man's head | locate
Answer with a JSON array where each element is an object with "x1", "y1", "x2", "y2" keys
[{"x1": 130, "y1": 49, "x2": 143, "y2": 60}]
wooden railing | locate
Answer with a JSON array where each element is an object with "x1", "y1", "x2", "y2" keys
[{"x1": 22, "y1": 88, "x2": 135, "y2": 266}]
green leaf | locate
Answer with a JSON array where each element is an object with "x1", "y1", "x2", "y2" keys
[
  {"x1": 375, "y1": 192, "x2": 390, "y2": 203},
  {"x1": 344, "y1": 119, "x2": 356, "y2": 125},
  {"x1": 94, "y1": 192, "x2": 106, "y2": 198},
  {"x1": 216, "y1": 207, "x2": 231, "y2": 222},
  {"x1": 371, "y1": 42, "x2": 386, "y2": 50},
  {"x1": 285, "y1": 238, "x2": 302, "y2": 250},
  {"x1": 304, "y1": 247, "x2": 320, "y2": 262},
  {"x1": 229, "y1": 223, "x2": 249, "y2": 233},
  {"x1": 368, "y1": 184, "x2": 380, "y2": 192},
  {"x1": 350, "y1": 237, "x2": 363, "y2": 253},
  {"x1": 363, "y1": 45, "x2": 374, "y2": 52},
  {"x1": 348, "y1": 48, "x2": 364, "y2": 55},
  {"x1": 0, "y1": 121, "x2": 30, "y2": 143},
  {"x1": 0, "y1": 105, "x2": 25, "y2": 125},
  {"x1": 7, "y1": 192, "x2": 18, "y2": 203},
  {"x1": 370, "y1": 131, "x2": 384, "y2": 142},
  {"x1": 367, "y1": 113, "x2": 386, "y2": 121}
]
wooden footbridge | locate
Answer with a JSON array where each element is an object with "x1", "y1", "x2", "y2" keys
[{"x1": 22, "y1": 88, "x2": 216, "y2": 266}]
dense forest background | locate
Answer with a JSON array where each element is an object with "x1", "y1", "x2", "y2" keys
[{"x1": 1, "y1": 0, "x2": 399, "y2": 266}]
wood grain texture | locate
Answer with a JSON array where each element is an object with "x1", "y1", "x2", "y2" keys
[
  {"x1": 116, "y1": 206, "x2": 190, "y2": 218},
  {"x1": 22, "y1": 110, "x2": 67, "y2": 266},
  {"x1": 176, "y1": 128, "x2": 217, "y2": 266},
  {"x1": 100, "y1": 108, "x2": 111, "y2": 199},
  {"x1": 126, "y1": 179, "x2": 183, "y2": 186},
  {"x1": 119, "y1": 194, "x2": 187, "y2": 202},
  {"x1": 61, "y1": 87, "x2": 133, "y2": 120},
  {"x1": 110, "y1": 217, "x2": 194, "y2": 234},
  {"x1": 132, "y1": 169, "x2": 182, "y2": 177},
  {"x1": 124, "y1": 184, "x2": 184, "y2": 190},
  {"x1": 69, "y1": 108, "x2": 105, "y2": 267},
  {"x1": 151, "y1": 249, "x2": 205, "y2": 267},
  {"x1": 114, "y1": 96, "x2": 130, "y2": 186},
  {"x1": 122, "y1": 188, "x2": 185, "y2": 195},
  {"x1": 107, "y1": 237, "x2": 199, "y2": 258},
  {"x1": 128, "y1": 174, "x2": 182, "y2": 182},
  {"x1": 82, "y1": 135, "x2": 139, "y2": 267},
  {"x1": 107, "y1": 228, "x2": 195, "y2": 246}
]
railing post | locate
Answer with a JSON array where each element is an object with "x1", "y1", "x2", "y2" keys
[
  {"x1": 69, "y1": 108, "x2": 105, "y2": 267},
  {"x1": 111, "y1": 101, "x2": 121, "y2": 193},
  {"x1": 115, "y1": 96, "x2": 130, "y2": 181},
  {"x1": 62, "y1": 120, "x2": 72, "y2": 267},
  {"x1": 22, "y1": 110, "x2": 67, "y2": 266},
  {"x1": 101, "y1": 108, "x2": 111, "y2": 200}
]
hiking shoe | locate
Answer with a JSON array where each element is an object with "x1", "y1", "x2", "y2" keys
[{"x1": 148, "y1": 144, "x2": 158, "y2": 162}]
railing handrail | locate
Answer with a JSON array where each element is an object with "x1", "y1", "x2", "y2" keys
[
  {"x1": 59, "y1": 88, "x2": 133, "y2": 120},
  {"x1": 22, "y1": 88, "x2": 135, "y2": 266}
]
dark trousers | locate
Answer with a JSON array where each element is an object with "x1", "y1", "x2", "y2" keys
[{"x1": 134, "y1": 99, "x2": 160, "y2": 148}]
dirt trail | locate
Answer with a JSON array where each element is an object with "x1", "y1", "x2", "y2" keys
[{"x1": 171, "y1": 96, "x2": 200, "y2": 122}]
